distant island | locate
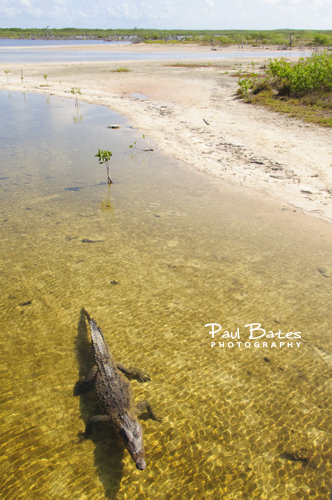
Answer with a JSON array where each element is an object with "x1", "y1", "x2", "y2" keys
[{"x1": 1, "y1": 28, "x2": 332, "y2": 47}]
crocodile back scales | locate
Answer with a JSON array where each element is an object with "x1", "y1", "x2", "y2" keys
[{"x1": 86, "y1": 315, "x2": 134, "y2": 417}]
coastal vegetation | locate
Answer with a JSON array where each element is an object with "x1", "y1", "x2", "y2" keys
[
  {"x1": 237, "y1": 52, "x2": 332, "y2": 127},
  {"x1": 1, "y1": 28, "x2": 332, "y2": 47}
]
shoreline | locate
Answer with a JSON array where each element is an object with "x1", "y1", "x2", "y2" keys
[{"x1": 1, "y1": 44, "x2": 331, "y2": 222}]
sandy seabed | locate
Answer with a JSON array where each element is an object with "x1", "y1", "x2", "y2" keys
[{"x1": 1, "y1": 43, "x2": 332, "y2": 222}]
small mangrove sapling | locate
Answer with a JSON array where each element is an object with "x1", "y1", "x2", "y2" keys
[
  {"x1": 4, "y1": 70, "x2": 9, "y2": 82},
  {"x1": 95, "y1": 149, "x2": 113, "y2": 184},
  {"x1": 129, "y1": 134, "x2": 154, "y2": 152},
  {"x1": 71, "y1": 87, "x2": 81, "y2": 106}
]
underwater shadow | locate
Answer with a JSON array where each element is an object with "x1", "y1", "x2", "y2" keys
[{"x1": 74, "y1": 308, "x2": 125, "y2": 499}]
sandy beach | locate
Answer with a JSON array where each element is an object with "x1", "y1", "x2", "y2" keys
[{"x1": 1, "y1": 43, "x2": 332, "y2": 222}]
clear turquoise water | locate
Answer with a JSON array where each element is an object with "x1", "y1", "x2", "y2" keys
[{"x1": 1, "y1": 90, "x2": 332, "y2": 499}]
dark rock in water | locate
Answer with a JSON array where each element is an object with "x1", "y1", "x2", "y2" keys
[
  {"x1": 282, "y1": 448, "x2": 310, "y2": 463},
  {"x1": 318, "y1": 267, "x2": 330, "y2": 278},
  {"x1": 81, "y1": 238, "x2": 102, "y2": 243}
]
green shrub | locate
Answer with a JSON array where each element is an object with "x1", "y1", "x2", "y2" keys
[
  {"x1": 215, "y1": 36, "x2": 231, "y2": 45},
  {"x1": 312, "y1": 34, "x2": 331, "y2": 46},
  {"x1": 252, "y1": 80, "x2": 272, "y2": 95},
  {"x1": 266, "y1": 52, "x2": 332, "y2": 94},
  {"x1": 277, "y1": 80, "x2": 293, "y2": 96},
  {"x1": 237, "y1": 77, "x2": 255, "y2": 98}
]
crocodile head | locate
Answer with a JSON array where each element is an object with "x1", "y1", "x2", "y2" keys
[{"x1": 119, "y1": 414, "x2": 146, "y2": 470}]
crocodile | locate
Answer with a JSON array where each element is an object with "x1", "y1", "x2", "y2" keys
[{"x1": 78, "y1": 309, "x2": 160, "y2": 470}]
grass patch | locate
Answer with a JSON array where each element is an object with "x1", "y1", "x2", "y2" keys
[
  {"x1": 110, "y1": 67, "x2": 131, "y2": 72},
  {"x1": 237, "y1": 52, "x2": 332, "y2": 128},
  {"x1": 248, "y1": 90, "x2": 332, "y2": 127},
  {"x1": 232, "y1": 72, "x2": 264, "y2": 78}
]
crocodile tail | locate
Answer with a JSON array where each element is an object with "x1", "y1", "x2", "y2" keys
[
  {"x1": 82, "y1": 309, "x2": 112, "y2": 361},
  {"x1": 89, "y1": 319, "x2": 112, "y2": 360}
]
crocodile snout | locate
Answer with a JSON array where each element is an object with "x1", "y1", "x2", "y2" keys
[
  {"x1": 119, "y1": 415, "x2": 146, "y2": 470},
  {"x1": 136, "y1": 458, "x2": 146, "y2": 470}
]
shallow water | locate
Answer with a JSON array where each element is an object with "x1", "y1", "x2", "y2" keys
[
  {"x1": 1, "y1": 91, "x2": 332, "y2": 500},
  {"x1": 0, "y1": 47, "x2": 307, "y2": 64},
  {"x1": 130, "y1": 93, "x2": 148, "y2": 99}
]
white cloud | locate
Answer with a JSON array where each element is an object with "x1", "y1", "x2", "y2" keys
[
  {"x1": 0, "y1": 0, "x2": 331, "y2": 29},
  {"x1": 122, "y1": 2, "x2": 130, "y2": 16},
  {"x1": 256, "y1": 0, "x2": 325, "y2": 5}
]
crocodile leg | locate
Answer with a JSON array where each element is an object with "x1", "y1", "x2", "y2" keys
[
  {"x1": 136, "y1": 400, "x2": 161, "y2": 421},
  {"x1": 85, "y1": 414, "x2": 112, "y2": 437},
  {"x1": 74, "y1": 365, "x2": 98, "y2": 396},
  {"x1": 79, "y1": 365, "x2": 98, "y2": 385},
  {"x1": 116, "y1": 362, "x2": 150, "y2": 382}
]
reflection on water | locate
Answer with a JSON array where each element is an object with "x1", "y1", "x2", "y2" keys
[
  {"x1": 100, "y1": 185, "x2": 114, "y2": 213},
  {"x1": 1, "y1": 91, "x2": 332, "y2": 499},
  {"x1": 0, "y1": 49, "x2": 307, "y2": 65},
  {"x1": 73, "y1": 108, "x2": 84, "y2": 124}
]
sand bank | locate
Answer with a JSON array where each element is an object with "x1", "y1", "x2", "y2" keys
[{"x1": 1, "y1": 43, "x2": 331, "y2": 222}]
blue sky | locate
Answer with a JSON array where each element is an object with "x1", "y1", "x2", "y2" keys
[{"x1": 1, "y1": 0, "x2": 331, "y2": 30}]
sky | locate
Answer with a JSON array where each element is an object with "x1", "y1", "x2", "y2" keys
[{"x1": 1, "y1": 0, "x2": 332, "y2": 30}]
